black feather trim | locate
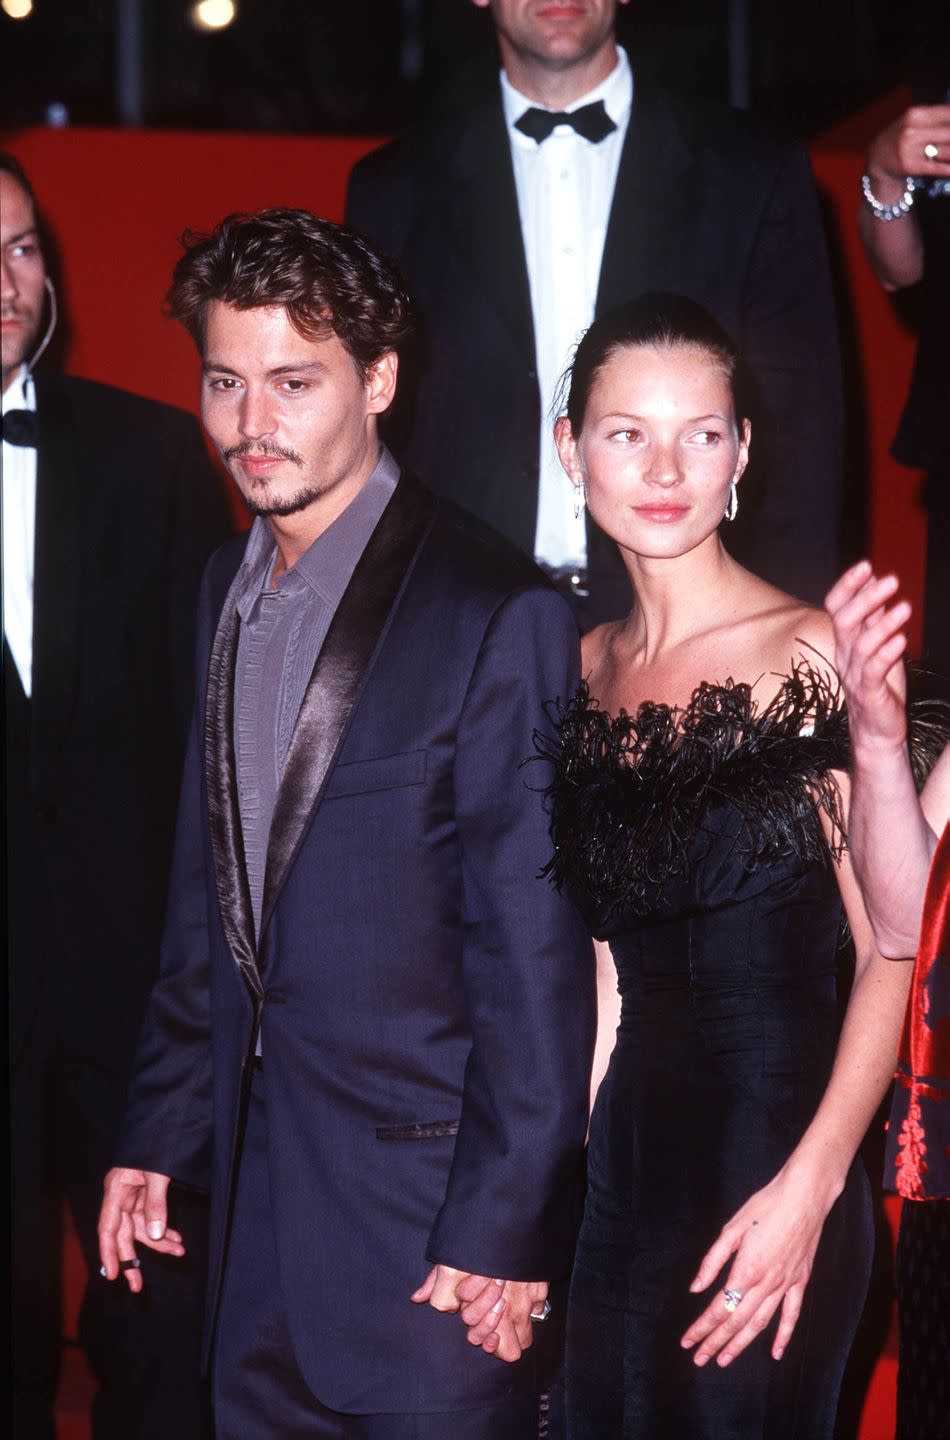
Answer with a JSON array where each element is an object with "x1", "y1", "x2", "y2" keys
[{"x1": 533, "y1": 662, "x2": 851, "y2": 917}]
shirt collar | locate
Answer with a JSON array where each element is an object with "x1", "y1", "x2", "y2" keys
[
  {"x1": 1, "y1": 365, "x2": 34, "y2": 416},
  {"x1": 235, "y1": 444, "x2": 400, "y2": 621},
  {"x1": 501, "y1": 45, "x2": 633, "y2": 145}
]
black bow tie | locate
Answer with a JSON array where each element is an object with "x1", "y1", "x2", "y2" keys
[
  {"x1": 1, "y1": 409, "x2": 38, "y2": 448},
  {"x1": 514, "y1": 99, "x2": 616, "y2": 145}
]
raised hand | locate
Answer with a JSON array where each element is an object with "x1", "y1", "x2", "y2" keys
[{"x1": 825, "y1": 560, "x2": 909, "y2": 755}]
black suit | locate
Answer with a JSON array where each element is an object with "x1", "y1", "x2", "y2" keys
[
  {"x1": 346, "y1": 72, "x2": 843, "y2": 619},
  {"x1": 6, "y1": 373, "x2": 229, "y2": 1440}
]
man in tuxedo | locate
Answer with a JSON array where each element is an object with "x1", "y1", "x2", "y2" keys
[
  {"x1": 346, "y1": 0, "x2": 843, "y2": 626},
  {"x1": 97, "y1": 209, "x2": 594, "y2": 1439},
  {"x1": 2, "y1": 151, "x2": 228, "y2": 1439}
]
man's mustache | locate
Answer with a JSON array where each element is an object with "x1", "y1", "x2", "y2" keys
[{"x1": 223, "y1": 438, "x2": 304, "y2": 467}]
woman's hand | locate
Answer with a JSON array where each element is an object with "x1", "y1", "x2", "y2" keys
[
  {"x1": 680, "y1": 1161, "x2": 839, "y2": 1368},
  {"x1": 825, "y1": 560, "x2": 909, "y2": 757},
  {"x1": 866, "y1": 104, "x2": 950, "y2": 190}
]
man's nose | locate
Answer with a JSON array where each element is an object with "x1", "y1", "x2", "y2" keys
[
  {"x1": 0, "y1": 253, "x2": 19, "y2": 301},
  {"x1": 238, "y1": 390, "x2": 276, "y2": 439}
]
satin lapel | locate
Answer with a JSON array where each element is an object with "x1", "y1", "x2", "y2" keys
[
  {"x1": 595, "y1": 85, "x2": 696, "y2": 317},
  {"x1": 259, "y1": 477, "x2": 437, "y2": 938},
  {"x1": 446, "y1": 91, "x2": 536, "y2": 361},
  {"x1": 204, "y1": 564, "x2": 262, "y2": 1001},
  {"x1": 30, "y1": 380, "x2": 82, "y2": 798}
]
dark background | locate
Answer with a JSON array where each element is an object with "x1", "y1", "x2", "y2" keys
[{"x1": 0, "y1": 0, "x2": 931, "y2": 140}]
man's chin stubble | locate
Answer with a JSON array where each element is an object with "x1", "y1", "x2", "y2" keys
[{"x1": 241, "y1": 484, "x2": 325, "y2": 519}]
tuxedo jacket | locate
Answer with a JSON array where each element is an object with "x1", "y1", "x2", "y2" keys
[
  {"x1": 6, "y1": 374, "x2": 228, "y2": 1152},
  {"x1": 118, "y1": 476, "x2": 595, "y2": 1414},
  {"x1": 346, "y1": 72, "x2": 844, "y2": 612}
]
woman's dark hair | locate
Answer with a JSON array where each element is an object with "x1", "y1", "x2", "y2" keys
[
  {"x1": 166, "y1": 208, "x2": 414, "y2": 377},
  {"x1": 563, "y1": 292, "x2": 748, "y2": 433}
]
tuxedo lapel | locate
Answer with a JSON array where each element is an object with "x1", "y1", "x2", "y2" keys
[
  {"x1": 204, "y1": 563, "x2": 262, "y2": 1001},
  {"x1": 596, "y1": 85, "x2": 696, "y2": 317},
  {"x1": 259, "y1": 476, "x2": 437, "y2": 938},
  {"x1": 31, "y1": 379, "x2": 82, "y2": 799},
  {"x1": 444, "y1": 91, "x2": 536, "y2": 362}
]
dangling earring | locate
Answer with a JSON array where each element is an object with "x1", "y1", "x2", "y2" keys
[
  {"x1": 724, "y1": 481, "x2": 738, "y2": 523},
  {"x1": 573, "y1": 484, "x2": 586, "y2": 521}
]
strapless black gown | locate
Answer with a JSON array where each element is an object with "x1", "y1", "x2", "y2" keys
[{"x1": 536, "y1": 672, "x2": 873, "y2": 1439}]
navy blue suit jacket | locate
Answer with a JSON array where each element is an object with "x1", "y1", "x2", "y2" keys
[{"x1": 118, "y1": 475, "x2": 595, "y2": 1413}]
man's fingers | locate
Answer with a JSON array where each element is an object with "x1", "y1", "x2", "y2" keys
[
  {"x1": 143, "y1": 1171, "x2": 170, "y2": 1241},
  {"x1": 490, "y1": 1314, "x2": 524, "y2": 1364},
  {"x1": 409, "y1": 1265, "x2": 437, "y2": 1304},
  {"x1": 460, "y1": 1279, "x2": 505, "y2": 1327},
  {"x1": 116, "y1": 1210, "x2": 143, "y2": 1294},
  {"x1": 130, "y1": 1210, "x2": 186, "y2": 1255},
  {"x1": 465, "y1": 1293, "x2": 506, "y2": 1347},
  {"x1": 456, "y1": 1273, "x2": 498, "y2": 1306}
]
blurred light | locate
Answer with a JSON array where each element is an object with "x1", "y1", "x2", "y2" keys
[
  {"x1": 2, "y1": 0, "x2": 34, "y2": 20},
  {"x1": 191, "y1": 0, "x2": 236, "y2": 30},
  {"x1": 45, "y1": 102, "x2": 69, "y2": 128}
]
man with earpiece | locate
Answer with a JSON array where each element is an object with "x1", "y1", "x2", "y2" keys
[{"x1": 1, "y1": 150, "x2": 229, "y2": 1440}]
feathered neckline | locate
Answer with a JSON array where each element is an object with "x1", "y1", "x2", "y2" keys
[{"x1": 533, "y1": 662, "x2": 850, "y2": 917}]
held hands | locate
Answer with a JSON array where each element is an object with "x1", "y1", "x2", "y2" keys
[
  {"x1": 680, "y1": 1162, "x2": 837, "y2": 1369},
  {"x1": 411, "y1": 1264, "x2": 548, "y2": 1363},
  {"x1": 825, "y1": 561, "x2": 909, "y2": 756},
  {"x1": 97, "y1": 1167, "x2": 185, "y2": 1293}
]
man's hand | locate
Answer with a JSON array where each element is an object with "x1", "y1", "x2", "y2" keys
[
  {"x1": 98, "y1": 1167, "x2": 185, "y2": 1293},
  {"x1": 411, "y1": 1265, "x2": 549, "y2": 1363}
]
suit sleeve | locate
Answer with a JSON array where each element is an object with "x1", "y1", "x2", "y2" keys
[
  {"x1": 738, "y1": 141, "x2": 843, "y2": 603},
  {"x1": 426, "y1": 586, "x2": 596, "y2": 1281},
  {"x1": 115, "y1": 570, "x2": 217, "y2": 1190}
]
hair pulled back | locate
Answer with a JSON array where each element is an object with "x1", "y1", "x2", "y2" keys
[{"x1": 563, "y1": 292, "x2": 747, "y2": 434}]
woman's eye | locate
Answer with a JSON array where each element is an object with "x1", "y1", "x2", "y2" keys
[
  {"x1": 690, "y1": 430, "x2": 720, "y2": 446},
  {"x1": 610, "y1": 428, "x2": 640, "y2": 444}
]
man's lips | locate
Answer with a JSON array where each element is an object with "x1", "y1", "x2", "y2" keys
[{"x1": 237, "y1": 454, "x2": 284, "y2": 475}]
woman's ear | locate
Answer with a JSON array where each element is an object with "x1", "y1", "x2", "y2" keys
[
  {"x1": 734, "y1": 417, "x2": 752, "y2": 485},
  {"x1": 554, "y1": 415, "x2": 582, "y2": 487}
]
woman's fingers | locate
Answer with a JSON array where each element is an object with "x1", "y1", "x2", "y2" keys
[{"x1": 772, "y1": 1283, "x2": 806, "y2": 1361}]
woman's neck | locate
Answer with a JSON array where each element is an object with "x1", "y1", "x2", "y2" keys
[{"x1": 620, "y1": 537, "x2": 743, "y2": 663}]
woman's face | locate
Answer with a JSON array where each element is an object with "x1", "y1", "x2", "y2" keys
[{"x1": 555, "y1": 341, "x2": 750, "y2": 564}]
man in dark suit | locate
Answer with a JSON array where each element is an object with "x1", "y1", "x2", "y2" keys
[
  {"x1": 97, "y1": 209, "x2": 594, "y2": 1439},
  {"x1": 2, "y1": 151, "x2": 229, "y2": 1439},
  {"x1": 346, "y1": 0, "x2": 843, "y2": 626}
]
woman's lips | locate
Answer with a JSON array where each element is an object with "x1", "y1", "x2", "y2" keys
[{"x1": 633, "y1": 505, "x2": 688, "y2": 523}]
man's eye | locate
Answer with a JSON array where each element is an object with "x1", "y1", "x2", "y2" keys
[
  {"x1": 281, "y1": 380, "x2": 307, "y2": 393},
  {"x1": 9, "y1": 242, "x2": 38, "y2": 260},
  {"x1": 209, "y1": 377, "x2": 239, "y2": 391}
]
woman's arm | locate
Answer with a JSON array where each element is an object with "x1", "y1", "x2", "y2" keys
[
  {"x1": 858, "y1": 105, "x2": 950, "y2": 290},
  {"x1": 679, "y1": 791, "x2": 910, "y2": 1368},
  {"x1": 826, "y1": 561, "x2": 947, "y2": 954},
  {"x1": 590, "y1": 939, "x2": 621, "y2": 1116}
]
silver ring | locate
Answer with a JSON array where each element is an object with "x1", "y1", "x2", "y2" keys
[
  {"x1": 722, "y1": 1287, "x2": 743, "y2": 1314},
  {"x1": 924, "y1": 142, "x2": 940, "y2": 161},
  {"x1": 530, "y1": 1299, "x2": 552, "y2": 1322}
]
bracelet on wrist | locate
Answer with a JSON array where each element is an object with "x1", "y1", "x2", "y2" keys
[{"x1": 861, "y1": 172, "x2": 917, "y2": 222}]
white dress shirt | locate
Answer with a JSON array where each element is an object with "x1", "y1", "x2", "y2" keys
[
  {"x1": 2, "y1": 365, "x2": 37, "y2": 696},
  {"x1": 501, "y1": 48, "x2": 632, "y2": 569}
]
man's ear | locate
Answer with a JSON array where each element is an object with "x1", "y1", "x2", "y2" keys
[{"x1": 365, "y1": 351, "x2": 399, "y2": 416}]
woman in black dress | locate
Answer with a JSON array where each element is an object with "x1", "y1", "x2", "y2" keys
[{"x1": 538, "y1": 295, "x2": 912, "y2": 1438}]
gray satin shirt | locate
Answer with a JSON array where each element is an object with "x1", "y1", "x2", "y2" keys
[{"x1": 232, "y1": 446, "x2": 399, "y2": 941}]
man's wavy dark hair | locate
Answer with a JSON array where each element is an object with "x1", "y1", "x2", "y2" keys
[{"x1": 166, "y1": 208, "x2": 414, "y2": 377}]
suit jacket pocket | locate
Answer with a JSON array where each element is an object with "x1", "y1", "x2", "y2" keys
[
  {"x1": 375, "y1": 1119, "x2": 461, "y2": 1141},
  {"x1": 323, "y1": 749, "x2": 427, "y2": 801}
]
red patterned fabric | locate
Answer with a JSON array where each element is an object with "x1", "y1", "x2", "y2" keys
[{"x1": 886, "y1": 822, "x2": 950, "y2": 1200}]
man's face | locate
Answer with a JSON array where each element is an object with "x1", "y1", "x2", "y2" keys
[
  {"x1": 0, "y1": 171, "x2": 46, "y2": 392},
  {"x1": 474, "y1": 0, "x2": 621, "y2": 71},
  {"x1": 201, "y1": 301, "x2": 395, "y2": 525}
]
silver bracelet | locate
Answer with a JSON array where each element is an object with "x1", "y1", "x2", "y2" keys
[{"x1": 861, "y1": 172, "x2": 917, "y2": 222}]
